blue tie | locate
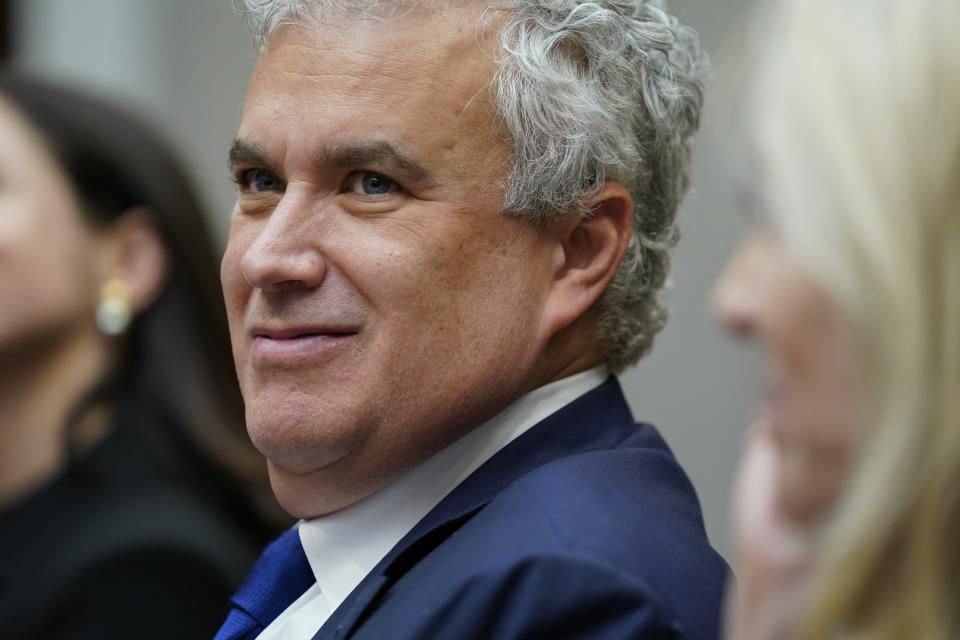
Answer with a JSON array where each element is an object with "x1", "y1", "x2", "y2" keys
[{"x1": 214, "y1": 527, "x2": 316, "y2": 640}]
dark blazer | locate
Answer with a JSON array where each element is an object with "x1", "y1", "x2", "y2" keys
[
  {"x1": 222, "y1": 377, "x2": 729, "y2": 639},
  {"x1": 0, "y1": 407, "x2": 265, "y2": 640}
]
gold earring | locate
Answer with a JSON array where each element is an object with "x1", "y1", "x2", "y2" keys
[{"x1": 96, "y1": 279, "x2": 132, "y2": 336}]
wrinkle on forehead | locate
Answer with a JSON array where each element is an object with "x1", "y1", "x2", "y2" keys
[
  {"x1": 274, "y1": 0, "x2": 495, "y2": 28},
  {"x1": 262, "y1": 0, "x2": 500, "y2": 70}
]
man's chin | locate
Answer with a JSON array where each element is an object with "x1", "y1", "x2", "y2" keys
[
  {"x1": 245, "y1": 410, "x2": 366, "y2": 471},
  {"x1": 266, "y1": 459, "x2": 382, "y2": 519}
]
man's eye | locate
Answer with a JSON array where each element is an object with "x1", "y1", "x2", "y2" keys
[
  {"x1": 348, "y1": 171, "x2": 398, "y2": 196},
  {"x1": 242, "y1": 168, "x2": 284, "y2": 193}
]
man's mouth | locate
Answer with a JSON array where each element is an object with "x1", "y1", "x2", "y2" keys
[{"x1": 249, "y1": 326, "x2": 358, "y2": 361}]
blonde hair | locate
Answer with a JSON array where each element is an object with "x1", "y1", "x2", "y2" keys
[{"x1": 752, "y1": 0, "x2": 960, "y2": 637}]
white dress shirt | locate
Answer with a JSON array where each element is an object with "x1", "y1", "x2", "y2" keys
[{"x1": 256, "y1": 366, "x2": 609, "y2": 639}]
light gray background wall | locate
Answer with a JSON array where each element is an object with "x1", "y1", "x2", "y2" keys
[{"x1": 10, "y1": 0, "x2": 758, "y2": 558}]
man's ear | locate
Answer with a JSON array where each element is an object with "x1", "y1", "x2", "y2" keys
[
  {"x1": 95, "y1": 207, "x2": 170, "y2": 313},
  {"x1": 540, "y1": 181, "x2": 633, "y2": 339}
]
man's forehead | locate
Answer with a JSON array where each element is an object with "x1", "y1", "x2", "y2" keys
[
  {"x1": 237, "y1": 0, "x2": 512, "y2": 188},
  {"x1": 246, "y1": 5, "x2": 502, "y2": 123}
]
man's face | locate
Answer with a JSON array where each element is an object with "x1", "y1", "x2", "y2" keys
[{"x1": 222, "y1": 7, "x2": 558, "y2": 517}]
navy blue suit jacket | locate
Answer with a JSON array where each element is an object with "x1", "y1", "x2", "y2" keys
[{"x1": 228, "y1": 378, "x2": 728, "y2": 639}]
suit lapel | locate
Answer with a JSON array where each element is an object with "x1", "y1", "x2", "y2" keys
[{"x1": 313, "y1": 377, "x2": 638, "y2": 640}]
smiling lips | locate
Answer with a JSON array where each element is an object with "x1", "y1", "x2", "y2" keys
[{"x1": 249, "y1": 327, "x2": 357, "y2": 361}]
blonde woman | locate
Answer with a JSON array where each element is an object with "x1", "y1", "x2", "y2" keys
[{"x1": 714, "y1": 0, "x2": 960, "y2": 638}]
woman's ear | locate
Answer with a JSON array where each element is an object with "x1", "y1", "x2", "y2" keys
[
  {"x1": 95, "y1": 207, "x2": 170, "y2": 314},
  {"x1": 539, "y1": 181, "x2": 633, "y2": 338}
]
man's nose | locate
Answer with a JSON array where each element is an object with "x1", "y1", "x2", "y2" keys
[{"x1": 239, "y1": 200, "x2": 326, "y2": 291}]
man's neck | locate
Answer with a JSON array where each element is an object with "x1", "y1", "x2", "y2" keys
[{"x1": 529, "y1": 320, "x2": 607, "y2": 389}]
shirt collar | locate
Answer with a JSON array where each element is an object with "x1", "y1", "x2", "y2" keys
[{"x1": 298, "y1": 365, "x2": 609, "y2": 614}]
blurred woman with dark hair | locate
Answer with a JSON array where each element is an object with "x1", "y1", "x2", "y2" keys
[{"x1": 0, "y1": 70, "x2": 285, "y2": 639}]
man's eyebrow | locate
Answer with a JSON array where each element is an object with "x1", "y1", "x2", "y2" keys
[
  {"x1": 228, "y1": 139, "x2": 272, "y2": 170},
  {"x1": 314, "y1": 142, "x2": 435, "y2": 186},
  {"x1": 228, "y1": 139, "x2": 436, "y2": 187}
]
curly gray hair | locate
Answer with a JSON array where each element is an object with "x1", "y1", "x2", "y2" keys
[{"x1": 237, "y1": 0, "x2": 706, "y2": 373}]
